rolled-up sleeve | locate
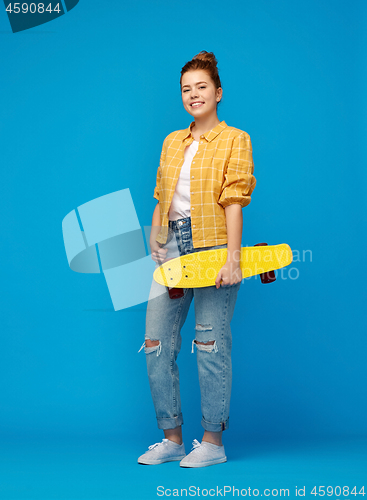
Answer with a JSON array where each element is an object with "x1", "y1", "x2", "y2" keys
[
  {"x1": 153, "y1": 137, "x2": 168, "y2": 201},
  {"x1": 218, "y1": 132, "x2": 256, "y2": 209}
]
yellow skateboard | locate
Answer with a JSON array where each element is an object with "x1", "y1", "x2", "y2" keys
[{"x1": 153, "y1": 243, "x2": 293, "y2": 288}]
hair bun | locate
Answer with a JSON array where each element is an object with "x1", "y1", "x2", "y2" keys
[{"x1": 193, "y1": 50, "x2": 218, "y2": 67}]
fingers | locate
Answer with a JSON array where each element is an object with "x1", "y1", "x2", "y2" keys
[
  {"x1": 215, "y1": 267, "x2": 242, "y2": 288},
  {"x1": 215, "y1": 271, "x2": 222, "y2": 289},
  {"x1": 151, "y1": 247, "x2": 168, "y2": 263}
]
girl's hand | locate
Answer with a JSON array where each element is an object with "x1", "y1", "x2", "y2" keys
[
  {"x1": 215, "y1": 260, "x2": 242, "y2": 289},
  {"x1": 150, "y1": 239, "x2": 168, "y2": 264}
]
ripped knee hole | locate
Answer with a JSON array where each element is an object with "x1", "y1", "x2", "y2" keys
[
  {"x1": 145, "y1": 339, "x2": 160, "y2": 348},
  {"x1": 191, "y1": 339, "x2": 218, "y2": 353},
  {"x1": 138, "y1": 339, "x2": 162, "y2": 356},
  {"x1": 195, "y1": 323, "x2": 213, "y2": 332}
]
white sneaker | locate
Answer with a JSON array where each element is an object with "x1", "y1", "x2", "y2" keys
[
  {"x1": 180, "y1": 439, "x2": 227, "y2": 468},
  {"x1": 138, "y1": 438, "x2": 186, "y2": 465}
]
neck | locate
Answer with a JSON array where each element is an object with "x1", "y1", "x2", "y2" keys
[{"x1": 192, "y1": 115, "x2": 221, "y2": 136}]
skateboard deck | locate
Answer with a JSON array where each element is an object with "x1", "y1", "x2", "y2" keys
[{"x1": 153, "y1": 243, "x2": 293, "y2": 288}]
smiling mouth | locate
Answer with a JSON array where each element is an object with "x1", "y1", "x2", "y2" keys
[{"x1": 191, "y1": 102, "x2": 204, "y2": 108}]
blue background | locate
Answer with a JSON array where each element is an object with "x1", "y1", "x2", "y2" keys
[{"x1": 0, "y1": 0, "x2": 366, "y2": 498}]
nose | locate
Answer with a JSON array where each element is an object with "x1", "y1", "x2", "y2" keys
[{"x1": 190, "y1": 89, "x2": 199, "y2": 99}]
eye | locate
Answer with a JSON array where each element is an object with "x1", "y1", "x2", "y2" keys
[{"x1": 199, "y1": 86, "x2": 206, "y2": 89}]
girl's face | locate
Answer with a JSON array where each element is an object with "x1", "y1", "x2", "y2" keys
[{"x1": 181, "y1": 69, "x2": 222, "y2": 119}]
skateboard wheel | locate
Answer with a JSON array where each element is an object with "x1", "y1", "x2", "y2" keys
[
  {"x1": 254, "y1": 243, "x2": 277, "y2": 284},
  {"x1": 168, "y1": 287, "x2": 184, "y2": 299}
]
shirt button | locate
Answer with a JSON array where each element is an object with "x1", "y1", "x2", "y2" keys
[
  {"x1": 193, "y1": 225, "x2": 196, "y2": 228},
  {"x1": 192, "y1": 175, "x2": 194, "y2": 179},
  {"x1": 192, "y1": 161, "x2": 195, "y2": 164},
  {"x1": 192, "y1": 207, "x2": 194, "y2": 210},
  {"x1": 191, "y1": 191, "x2": 194, "y2": 194}
]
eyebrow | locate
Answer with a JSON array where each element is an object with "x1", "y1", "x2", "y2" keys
[{"x1": 181, "y1": 81, "x2": 208, "y2": 89}]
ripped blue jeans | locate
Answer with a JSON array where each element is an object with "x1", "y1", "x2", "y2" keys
[{"x1": 140, "y1": 216, "x2": 241, "y2": 432}]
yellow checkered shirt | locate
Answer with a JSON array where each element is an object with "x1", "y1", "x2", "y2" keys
[{"x1": 154, "y1": 120, "x2": 256, "y2": 248}]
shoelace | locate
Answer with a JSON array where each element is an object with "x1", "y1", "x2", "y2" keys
[
  {"x1": 148, "y1": 438, "x2": 169, "y2": 451},
  {"x1": 190, "y1": 439, "x2": 201, "y2": 451}
]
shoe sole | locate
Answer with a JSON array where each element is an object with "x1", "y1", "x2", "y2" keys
[
  {"x1": 180, "y1": 456, "x2": 227, "y2": 468},
  {"x1": 138, "y1": 454, "x2": 186, "y2": 465}
]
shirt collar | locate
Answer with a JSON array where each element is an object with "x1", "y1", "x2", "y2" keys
[{"x1": 182, "y1": 120, "x2": 227, "y2": 144}]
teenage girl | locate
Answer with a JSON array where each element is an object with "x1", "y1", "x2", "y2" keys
[{"x1": 138, "y1": 51, "x2": 256, "y2": 467}]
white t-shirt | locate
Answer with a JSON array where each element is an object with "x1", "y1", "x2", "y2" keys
[{"x1": 168, "y1": 140, "x2": 199, "y2": 221}]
